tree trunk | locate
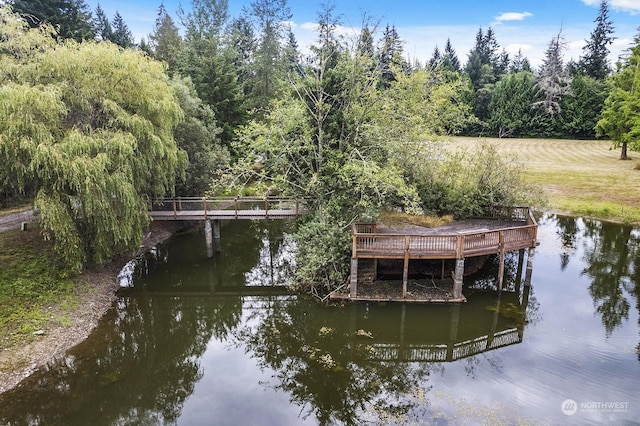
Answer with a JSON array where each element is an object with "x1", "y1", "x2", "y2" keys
[{"x1": 620, "y1": 141, "x2": 628, "y2": 160}]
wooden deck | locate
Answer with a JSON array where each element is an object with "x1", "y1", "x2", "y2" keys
[
  {"x1": 336, "y1": 207, "x2": 539, "y2": 303},
  {"x1": 148, "y1": 197, "x2": 307, "y2": 221}
]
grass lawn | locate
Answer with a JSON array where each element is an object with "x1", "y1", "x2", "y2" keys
[
  {"x1": 451, "y1": 137, "x2": 640, "y2": 223},
  {"x1": 0, "y1": 225, "x2": 77, "y2": 350}
]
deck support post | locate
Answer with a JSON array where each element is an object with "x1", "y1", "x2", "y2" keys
[
  {"x1": 350, "y1": 258, "x2": 358, "y2": 298},
  {"x1": 497, "y1": 243, "x2": 506, "y2": 291},
  {"x1": 515, "y1": 249, "x2": 525, "y2": 293},
  {"x1": 402, "y1": 236, "x2": 410, "y2": 299},
  {"x1": 205, "y1": 220, "x2": 213, "y2": 258},
  {"x1": 453, "y1": 258, "x2": 464, "y2": 300},
  {"x1": 524, "y1": 247, "x2": 535, "y2": 287},
  {"x1": 213, "y1": 220, "x2": 221, "y2": 253}
]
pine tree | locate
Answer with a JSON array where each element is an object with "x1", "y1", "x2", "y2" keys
[
  {"x1": 12, "y1": 0, "x2": 95, "y2": 41},
  {"x1": 378, "y1": 25, "x2": 408, "y2": 87},
  {"x1": 245, "y1": 0, "x2": 292, "y2": 111},
  {"x1": 428, "y1": 46, "x2": 441, "y2": 69},
  {"x1": 578, "y1": 0, "x2": 615, "y2": 80},
  {"x1": 179, "y1": 0, "x2": 246, "y2": 144},
  {"x1": 93, "y1": 3, "x2": 112, "y2": 42},
  {"x1": 149, "y1": 4, "x2": 183, "y2": 74},
  {"x1": 533, "y1": 30, "x2": 572, "y2": 116},
  {"x1": 441, "y1": 38, "x2": 460, "y2": 73},
  {"x1": 510, "y1": 49, "x2": 532, "y2": 73},
  {"x1": 111, "y1": 11, "x2": 134, "y2": 48}
]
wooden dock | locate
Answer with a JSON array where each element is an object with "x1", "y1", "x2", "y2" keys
[
  {"x1": 148, "y1": 197, "x2": 307, "y2": 221},
  {"x1": 147, "y1": 197, "x2": 307, "y2": 258},
  {"x1": 332, "y1": 207, "x2": 538, "y2": 303}
]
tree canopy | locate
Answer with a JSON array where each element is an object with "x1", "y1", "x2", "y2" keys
[{"x1": 0, "y1": 7, "x2": 186, "y2": 270}]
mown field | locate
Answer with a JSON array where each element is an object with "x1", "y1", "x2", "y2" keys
[{"x1": 452, "y1": 137, "x2": 640, "y2": 223}]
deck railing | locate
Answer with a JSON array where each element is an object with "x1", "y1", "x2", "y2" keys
[{"x1": 351, "y1": 207, "x2": 538, "y2": 259}]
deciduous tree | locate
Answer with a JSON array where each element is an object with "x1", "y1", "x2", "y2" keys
[{"x1": 0, "y1": 8, "x2": 186, "y2": 270}]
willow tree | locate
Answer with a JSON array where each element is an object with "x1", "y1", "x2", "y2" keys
[{"x1": 0, "y1": 7, "x2": 186, "y2": 271}]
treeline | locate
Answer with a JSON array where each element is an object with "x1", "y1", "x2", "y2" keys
[{"x1": 10, "y1": 0, "x2": 624, "y2": 142}]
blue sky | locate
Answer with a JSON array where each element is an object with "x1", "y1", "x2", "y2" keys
[{"x1": 86, "y1": 0, "x2": 640, "y2": 68}]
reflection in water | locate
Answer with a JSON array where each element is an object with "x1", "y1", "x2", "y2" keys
[
  {"x1": 553, "y1": 215, "x2": 640, "y2": 338},
  {"x1": 0, "y1": 216, "x2": 639, "y2": 424}
]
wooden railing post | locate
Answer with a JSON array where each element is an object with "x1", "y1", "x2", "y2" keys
[
  {"x1": 172, "y1": 198, "x2": 177, "y2": 220},
  {"x1": 265, "y1": 197, "x2": 269, "y2": 218},
  {"x1": 456, "y1": 235, "x2": 464, "y2": 258},
  {"x1": 233, "y1": 197, "x2": 237, "y2": 219}
]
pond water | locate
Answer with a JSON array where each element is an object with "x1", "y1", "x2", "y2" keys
[{"x1": 0, "y1": 215, "x2": 639, "y2": 425}]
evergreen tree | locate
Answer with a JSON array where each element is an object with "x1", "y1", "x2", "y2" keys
[
  {"x1": 441, "y1": 38, "x2": 460, "y2": 73},
  {"x1": 488, "y1": 71, "x2": 536, "y2": 137},
  {"x1": 93, "y1": 3, "x2": 112, "y2": 42},
  {"x1": 228, "y1": 16, "x2": 256, "y2": 95},
  {"x1": 510, "y1": 49, "x2": 532, "y2": 73},
  {"x1": 578, "y1": 0, "x2": 615, "y2": 80},
  {"x1": 560, "y1": 74, "x2": 607, "y2": 138},
  {"x1": 12, "y1": 0, "x2": 94, "y2": 41},
  {"x1": 428, "y1": 46, "x2": 441, "y2": 69},
  {"x1": 377, "y1": 24, "x2": 408, "y2": 88},
  {"x1": 111, "y1": 11, "x2": 134, "y2": 48},
  {"x1": 284, "y1": 27, "x2": 302, "y2": 76},
  {"x1": 245, "y1": 0, "x2": 292, "y2": 112},
  {"x1": 179, "y1": 0, "x2": 246, "y2": 144},
  {"x1": 533, "y1": 30, "x2": 571, "y2": 116},
  {"x1": 149, "y1": 3, "x2": 183, "y2": 75}
]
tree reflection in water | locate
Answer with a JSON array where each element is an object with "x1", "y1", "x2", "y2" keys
[
  {"x1": 552, "y1": 214, "x2": 640, "y2": 359},
  {"x1": 3, "y1": 216, "x2": 637, "y2": 424},
  {"x1": 0, "y1": 294, "x2": 243, "y2": 425}
]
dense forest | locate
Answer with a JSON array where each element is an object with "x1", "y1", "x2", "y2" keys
[{"x1": 2, "y1": 0, "x2": 640, "y2": 290}]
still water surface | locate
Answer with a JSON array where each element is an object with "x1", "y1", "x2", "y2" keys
[{"x1": 0, "y1": 215, "x2": 639, "y2": 425}]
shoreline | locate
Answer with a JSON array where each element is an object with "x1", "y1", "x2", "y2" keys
[{"x1": 0, "y1": 221, "x2": 188, "y2": 394}]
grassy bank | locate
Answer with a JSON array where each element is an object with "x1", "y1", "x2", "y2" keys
[
  {"x1": 452, "y1": 137, "x2": 640, "y2": 223},
  {"x1": 0, "y1": 225, "x2": 78, "y2": 349}
]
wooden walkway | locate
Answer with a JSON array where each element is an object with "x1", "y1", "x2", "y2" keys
[{"x1": 148, "y1": 197, "x2": 307, "y2": 221}]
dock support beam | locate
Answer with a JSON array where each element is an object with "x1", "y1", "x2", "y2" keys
[
  {"x1": 350, "y1": 258, "x2": 358, "y2": 298},
  {"x1": 213, "y1": 220, "x2": 221, "y2": 253},
  {"x1": 205, "y1": 220, "x2": 213, "y2": 258},
  {"x1": 453, "y1": 258, "x2": 464, "y2": 300},
  {"x1": 524, "y1": 247, "x2": 535, "y2": 287},
  {"x1": 497, "y1": 243, "x2": 506, "y2": 291}
]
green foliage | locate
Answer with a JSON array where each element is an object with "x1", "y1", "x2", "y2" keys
[
  {"x1": 11, "y1": 0, "x2": 95, "y2": 42},
  {"x1": 414, "y1": 143, "x2": 538, "y2": 218},
  {"x1": 291, "y1": 214, "x2": 351, "y2": 292},
  {"x1": 488, "y1": 71, "x2": 535, "y2": 137},
  {"x1": 0, "y1": 8, "x2": 186, "y2": 270},
  {"x1": 171, "y1": 76, "x2": 229, "y2": 196},
  {"x1": 560, "y1": 74, "x2": 608, "y2": 138},
  {"x1": 596, "y1": 40, "x2": 640, "y2": 158}
]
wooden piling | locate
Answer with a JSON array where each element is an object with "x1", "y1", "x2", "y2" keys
[
  {"x1": 204, "y1": 220, "x2": 213, "y2": 258},
  {"x1": 350, "y1": 257, "x2": 358, "y2": 298}
]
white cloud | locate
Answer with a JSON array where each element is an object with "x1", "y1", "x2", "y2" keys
[
  {"x1": 494, "y1": 11, "x2": 533, "y2": 24},
  {"x1": 582, "y1": 0, "x2": 640, "y2": 14}
]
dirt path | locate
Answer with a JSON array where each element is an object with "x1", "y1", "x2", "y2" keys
[{"x1": 0, "y1": 220, "x2": 187, "y2": 394}]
